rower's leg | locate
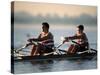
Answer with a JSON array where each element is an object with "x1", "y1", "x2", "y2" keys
[
  {"x1": 37, "y1": 44, "x2": 44, "y2": 55},
  {"x1": 31, "y1": 45, "x2": 37, "y2": 56},
  {"x1": 33, "y1": 47, "x2": 39, "y2": 56},
  {"x1": 67, "y1": 44, "x2": 78, "y2": 54},
  {"x1": 71, "y1": 45, "x2": 79, "y2": 53}
]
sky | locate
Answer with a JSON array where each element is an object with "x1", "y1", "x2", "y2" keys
[
  {"x1": 14, "y1": 1, "x2": 97, "y2": 17},
  {"x1": 11, "y1": 1, "x2": 97, "y2": 25}
]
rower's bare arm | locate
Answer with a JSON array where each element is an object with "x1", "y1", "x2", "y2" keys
[
  {"x1": 27, "y1": 38, "x2": 38, "y2": 42},
  {"x1": 64, "y1": 35, "x2": 78, "y2": 41}
]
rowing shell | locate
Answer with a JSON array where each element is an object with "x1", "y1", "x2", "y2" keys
[{"x1": 12, "y1": 49, "x2": 97, "y2": 62}]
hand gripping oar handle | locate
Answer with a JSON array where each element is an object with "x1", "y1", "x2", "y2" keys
[
  {"x1": 71, "y1": 40, "x2": 82, "y2": 48},
  {"x1": 72, "y1": 40, "x2": 80, "y2": 45}
]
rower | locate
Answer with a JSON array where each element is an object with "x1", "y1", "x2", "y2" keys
[
  {"x1": 63, "y1": 25, "x2": 89, "y2": 54},
  {"x1": 27, "y1": 22, "x2": 54, "y2": 56}
]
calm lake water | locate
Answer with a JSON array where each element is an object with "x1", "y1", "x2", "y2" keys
[
  {"x1": 13, "y1": 24, "x2": 97, "y2": 74},
  {"x1": 14, "y1": 59, "x2": 97, "y2": 74}
]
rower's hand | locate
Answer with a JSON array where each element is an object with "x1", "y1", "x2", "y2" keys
[
  {"x1": 27, "y1": 39, "x2": 33, "y2": 42},
  {"x1": 63, "y1": 37, "x2": 69, "y2": 43},
  {"x1": 25, "y1": 43, "x2": 30, "y2": 47},
  {"x1": 25, "y1": 42, "x2": 33, "y2": 47},
  {"x1": 63, "y1": 40, "x2": 66, "y2": 44}
]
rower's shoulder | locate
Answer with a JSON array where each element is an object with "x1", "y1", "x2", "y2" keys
[
  {"x1": 83, "y1": 32, "x2": 87, "y2": 36},
  {"x1": 48, "y1": 32, "x2": 54, "y2": 38},
  {"x1": 48, "y1": 32, "x2": 53, "y2": 35}
]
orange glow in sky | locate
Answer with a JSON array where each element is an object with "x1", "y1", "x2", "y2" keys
[{"x1": 14, "y1": 1, "x2": 97, "y2": 17}]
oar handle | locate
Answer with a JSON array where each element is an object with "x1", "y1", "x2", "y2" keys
[
  {"x1": 71, "y1": 40, "x2": 78, "y2": 45},
  {"x1": 71, "y1": 40, "x2": 81, "y2": 47}
]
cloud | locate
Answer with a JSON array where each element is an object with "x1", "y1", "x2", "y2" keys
[{"x1": 12, "y1": 11, "x2": 97, "y2": 25}]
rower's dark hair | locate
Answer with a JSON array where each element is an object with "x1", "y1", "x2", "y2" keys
[
  {"x1": 42, "y1": 22, "x2": 49, "y2": 29},
  {"x1": 77, "y1": 25, "x2": 84, "y2": 31}
]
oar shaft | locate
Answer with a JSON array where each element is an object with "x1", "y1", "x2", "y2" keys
[
  {"x1": 57, "y1": 43, "x2": 63, "y2": 48},
  {"x1": 15, "y1": 45, "x2": 27, "y2": 53}
]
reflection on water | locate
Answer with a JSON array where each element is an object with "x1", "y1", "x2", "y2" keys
[{"x1": 14, "y1": 59, "x2": 97, "y2": 74}]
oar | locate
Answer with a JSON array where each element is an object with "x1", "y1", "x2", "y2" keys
[
  {"x1": 71, "y1": 40, "x2": 81, "y2": 47},
  {"x1": 14, "y1": 45, "x2": 27, "y2": 53},
  {"x1": 58, "y1": 49, "x2": 67, "y2": 53},
  {"x1": 53, "y1": 43, "x2": 64, "y2": 55},
  {"x1": 77, "y1": 50, "x2": 90, "y2": 54},
  {"x1": 56, "y1": 43, "x2": 64, "y2": 48},
  {"x1": 77, "y1": 49, "x2": 97, "y2": 54},
  {"x1": 14, "y1": 33, "x2": 33, "y2": 53},
  {"x1": 90, "y1": 48, "x2": 97, "y2": 53},
  {"x1": 14, "y1": 40, "x2": 38, "y2": 53}
]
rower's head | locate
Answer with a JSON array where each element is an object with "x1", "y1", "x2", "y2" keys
[
  {"x1": 77, "y1": 25, "x2": 84, "y2": 34},
  {"x1": 42, "y1": 22, "x2": 49, "y2": 32}
]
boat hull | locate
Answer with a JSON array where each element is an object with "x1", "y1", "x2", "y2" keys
[{"x1": 13, "y1": 52, "x2": 97, "y2": 62}]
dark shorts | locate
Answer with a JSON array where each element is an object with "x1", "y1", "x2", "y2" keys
[
  {"x1": 67, "y1": 44, "x2": 87, "y2": 54},
  {"x1": 75, "y1": 44, "x2": 88, "y2": 52},
  {"x1": 38, "y1": 44, "x2": 54, "y2": 53}
]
